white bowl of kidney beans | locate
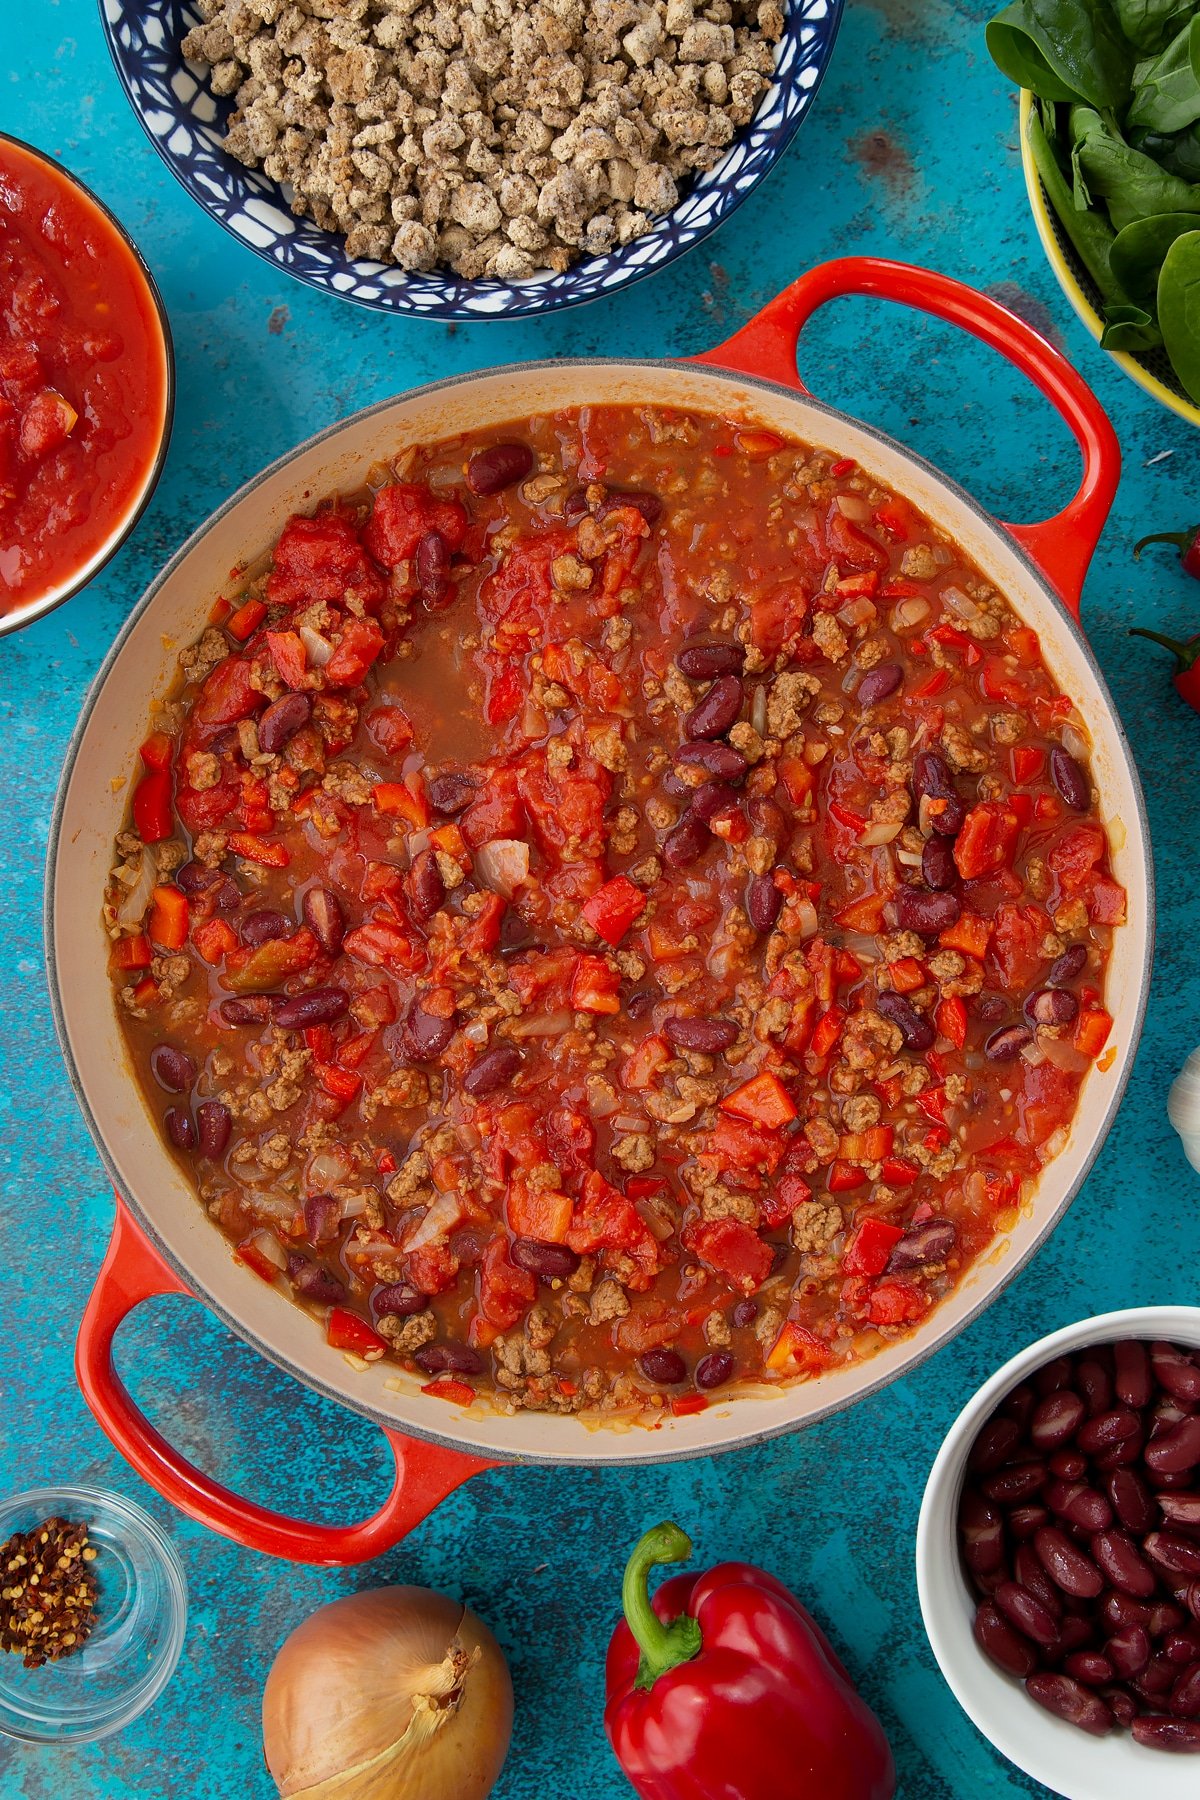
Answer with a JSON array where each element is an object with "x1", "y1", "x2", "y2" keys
[{"x1": 916, "y1": 1307, "x2": 1200, "y2": 1795}]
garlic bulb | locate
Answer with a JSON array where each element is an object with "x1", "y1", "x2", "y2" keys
[{"x1": 1167, "y1": 1047, "x2": 1200, "y2": 1174}]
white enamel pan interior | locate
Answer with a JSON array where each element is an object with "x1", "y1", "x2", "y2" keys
[{"x1": 47, "y1": 355, "x2": 1152, "y2": 1467}]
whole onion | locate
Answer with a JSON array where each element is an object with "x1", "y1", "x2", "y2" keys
[{"x1": 263, "y1": 1586, "x2": 512, "y2": 1800}]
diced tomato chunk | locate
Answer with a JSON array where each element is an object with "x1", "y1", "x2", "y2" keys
[
  {"x1": 325, "y1": 617, "x2": 386, "y2": 688},
  {"x1": 570, "y1": 954, "x2": 621, "y2": 1014},
  {"x1": 267, "y1": 509, "x2": 386, "y2": 612},
  {"x1": 954, "y1": 802, "x2": 1021, "y2": 881},
  {"x1": 685, "y1": 1218, "x2": 774, "y2": 1295},
  {"x1": 867, "y1": 1277, "x2": 931, "y2": 1326},
  {"x1": 364, "y1": 482, "x2": 467, "y2": 566},
  {"x1": 478, "y1": 1237, "x2": 537, "y2": 1329},
  {"x1": 720, "y1": 1070, "x2": 796, "y2": 1129}
]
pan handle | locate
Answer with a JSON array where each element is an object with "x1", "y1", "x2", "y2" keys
[
  {"x1": 692, "y1": 255, "x2": 1120, "y2": 620},
  {"x1": 76, "y1": 1197, "x2": 495, "y2": 1564}
]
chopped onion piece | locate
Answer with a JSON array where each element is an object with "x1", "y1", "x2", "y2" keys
[
  {"x1": 636, "y1": 1199, "x2": 676, "y2": 1242},
  {"x1": 307, "y1": 1147, "x2": 356, "y2": 1191},
  {"x1": 859, "y1": 820, "x2": 903, "y2": 847},
  {"x1": 837, "y1": 597, "x2": 877, "y2": 629},
  {"x1": 404, "y1": 1190, "x2": 466, "y2": 1251},
  {"x1": 337, "y1": 1192, "x2": 371, "y2": 1221},
  {"x1": 116, "y1": 857, "x2": 155, "y2": 928},
  {"x1": 890, "y1": 596, "x2": 930, "y2": 632},
  {"x1": 931, "y1": 544, "x2": 954, "y2": 566},
  {"x1": 463, "y1": 1019, "x2": 488, "y2": 1045},
  {"x1": 792, "y1": 897, "x2": 819, "y2": 939},
  {"x1": 613, "y1": 1114, "x2": 647, "y2": 1133},
  {"x1": 510, "y1": 1009, "x2": 573, "y2": 1038},
  {"x1": 1042, "y1": 1126, "x2": 1071, "y2": 1160},
  {"x1": 750, "y1": 684, "x2": 767, "y2": 736},
  {"x1": 895, "y1": 847, "x2": 923, "y2": 867},
  {"x1": 251, "y1": 1193, "x2": 296, "y2": 1224},
  {"x1": 842, "y1": 931, "x2": 882, "y2": 960},
  {"x1": 940, "y1": 585, "x2": 979, "y2": 621},
  {"x1": 1061, "y1": 721, "x2": 1091, "y2": 762},
  {"x1": 473, "y1": 838, "x2": 530, "y2": 899},
  {"x1": 249, "y1": 1227, "x2": 287, "y2": 1268},
  {"x1": 1020, "y1": 1040, "x2": 1047, "y2": 1068},
  {"x1": 834, "y1": 493, "x2": 871, "y2": 521},
  {"x1": 1038, "y1": 1032, "x2": 1090, "y2": 1073},
  {"x1": 298, "y1": 623, "x2": 332, "y2": 666}
]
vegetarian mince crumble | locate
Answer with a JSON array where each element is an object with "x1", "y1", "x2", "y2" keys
[
  {"x1": 181, "y1": 0, "x2": 783, "y2": 277},
  {"x1": 105, "y1": 405, "x2": 1126, "y2": 1419}
]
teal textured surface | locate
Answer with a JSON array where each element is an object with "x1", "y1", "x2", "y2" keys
[{"x1": 3, "y1": 1, "x2": 1200, "y2": 1796}]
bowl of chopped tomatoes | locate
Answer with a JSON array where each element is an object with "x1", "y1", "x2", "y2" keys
[
  {"x1": 0, "y1": 133, "x2": 173, "y2": 632},
  {"x1": 47, "y1": 257, "x2": 1151, "y2": 1564}
]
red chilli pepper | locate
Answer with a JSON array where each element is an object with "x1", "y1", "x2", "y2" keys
[
  {"x1": 1128, "y1": 625, "x2": 1200, "y2": 713},
  {"x1": 605, "y1": 1521, "x2": 895, "y2": 1800},
  {"x1": 1134, "y1": 523, "x2": 1200, "y2": 579}
]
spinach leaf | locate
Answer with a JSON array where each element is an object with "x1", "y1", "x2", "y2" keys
[
  {"x1": 1157, "y1": 227, "x2": 1200, "y2": 394},
  {"x1": 1110, "y1": 210, "x2": 1200, "y2": 291},
  {"x1": 1127, "y1": 16, "x2": 1200, "y2": 132},
  {"x1": 1099, "y1": 299, "x2": 1164, "y2": 346},
  {"x1": 1150, "y1": 121, "x2": 1200, "y2": 177},
  {"x1": 987, "y1": 1, "x2": 1134, "y2": 109},
  {"x1": 1115, "y1": 0, "x2": 1192, "y2": 52},
  {"x1": 1071, "y1": 102, "x2": 1200, "y2": 228},
  {"x1": 1030, "y1": 107, "x2": 1139, "y2": 307}
]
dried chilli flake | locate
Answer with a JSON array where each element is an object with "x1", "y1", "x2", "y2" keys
[{"x1": 0, "y1": 1517, "x2": 99, "y2": 1669}]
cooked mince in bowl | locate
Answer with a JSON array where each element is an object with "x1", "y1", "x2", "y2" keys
[{"x1": 104, "y1": 405, "x2": 1126, "y2": 1419}]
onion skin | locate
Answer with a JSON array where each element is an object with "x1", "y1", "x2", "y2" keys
[{"x1": 262, "y1": 1586, "x2": 512, "y2": 1800}]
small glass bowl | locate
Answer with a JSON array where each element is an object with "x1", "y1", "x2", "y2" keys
[{"x1": 0, "y1": 1486, "x2": 187, "y2": 1743}]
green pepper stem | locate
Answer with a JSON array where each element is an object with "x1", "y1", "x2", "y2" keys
[
  {"x1": 1133, "y1": 530, "x2": 1192, "y2": 559},
  {"x1": 621, "y1": 1521, "x2": 703, "y2": 1691},
  {"x1": 1129, "y1": 626, "x2": 1200, "y2": 672}
]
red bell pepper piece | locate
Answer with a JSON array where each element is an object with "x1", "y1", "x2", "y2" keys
[
  {"x1": 1128, "y1": 624, "x2": 1200, "y2": 713},
  {"x1": 226, "y1": 597, "x2": 267, "y2": 641},
  {"x1": 827, "y1": 1159, "x2": 867, "y2": 1193},
  {"x1": 953, "y1": 802, "x2": 1021, "y2": 881},
  {"x1": 570, "y1": 954, "x2": 622, "y2": 1015},
  {"x1": 148, "y1": 885, "x2": 188, "y2": 950},
  {"x1": 228, "y1": 832, "x2": 290, "y2": 868},
  {"x1": 719, "y1": 1070, "x2": 796, "y2": 1129},
  {"x1": 421, "y1": 1376, "x2": 476, "y2": 1406},
  {"x1": 843, "y1": 1217, "x2": 904, "y2": 1277},
  {"x1": 935, "y1": 994, "x2": 968, "y2": 1049},
  {"x1": 582, "y1": 874, "x2": 646, "y2": 946},
  {"x1": 372, "y1": 779, "x2": 430, "y2": 829},
  {"x1": 132, "y1": 769, "x2": 173, "y2": 843},
  {"x1": 325, "y1": 1307, "x2": 387, "y2": 1357},
  {"x1": 605, "y1": 1522, "x2": 895, "y2": 1800}
]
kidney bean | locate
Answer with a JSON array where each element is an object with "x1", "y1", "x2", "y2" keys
[
  {"x1": 1147, "y1": 1533, "x2": 1200, "y2": 1578},
  {"x1": 626, "y1": 989, "x2": 657, "y2": 1020},
  {"x1": 1050, "y1": 1450, "x2": 1088, "y2": 1481},
  {"x1": 856, "y1": 663, "x2": 903, "y2": 708},
  {"x1": 1160, "y1": 1494, "x2": 1200, "y2": 1527},
  {"x1": 913, "y1": 749, "x2": 957, "y2": 802},
  {"x1": 1181, "y1": 1582, "x2": 1200, "y2": 1625},
  {"x1": 1103, "y1": 1687, "x2": 1138, "y2": 1728},
  {"x1": 408, "y1": 847, "x2": 446, "y2": 921},
  {"x1": 639, "y1": 1348, "x2": 686, "y2": 1386},
  {"x1": 1108, "y1": 1339, "x2": 1152, "y2": 1410},
  {"x1": 664, "y1": 1015, "x2": 737, "y2": 1053},
  {"x1": 676, "y1": 640, "x2": 744, "y2": 679},
  {"x1": 219, "y1": 995, "x2": 271, "y2": 1026},
  {"x1": 871, "y1": 989, "x2": 934, "y2": 1052},
  {"x1": 983, "y1": 1462, "x2": 1048, "y2": 1506},
  {"x1": 1106, "y1": 1469, "x2": 1158, "y2": 1533},
  {"x1": 416, "y1": 1343, "x2": 483, "y2": 1376},
  {"x1": 690, "y1": 780, "x2": 741, "y2": 825},
  {"x1": 466, "y1": 441, "x2": 533, "y2": 495},
  {"x1": 258, "y1": 691, "x2": 311, "y2": 754},
  {"x1": 886, "y1": 1218, "x2": 956, "y2": 1272},
  {"x1": 196, "y1": 1101, "x2": 231, "y2": 1160},
  {"x1": 1034, "y1": 1526, "x2": 1105, "y2": 1599},
  {"x1": 273, "y1": 987, "x2": 349, "y2": 1031},
  {"x1": 960, "y1": 1489, "x2": 1007, "y2": 1577},
  {"x1": 415, "y1": 529, "x2": 451, "y2": 606},
  {"x1": 662, "y1": 813, "x2": 711, "y2": 868},
  {"x1": 288, "y1": 1258, "x2": 345, "y2": 1305},
  {"x1": 1015, "y1": 1543, "x2": 1063, "y2": 1616},
  {"x1": 240, "y1": 908, "x2": 293, "y2": 948},
  {"x1": 1093, "y1": 1529, "x2": 1158, "y2": 1596},
  {"x1": 1152, "y1": 1603, "x2": 1189, "y2": 1638},
  {"x1": 1078, "y1": 1407, "x2": 1142, "y2": 1455},
  {"x1": 463, "y1": 1043, "x2": 523, "y2": 1097},
  {"x1": 746, "y1": 872, "x2": 783, "y2": 933},
  {"x1": 1107, "y1": 1624, "x2": 1152, "y2": 1680},
  {"x1": 596, "y1": 489, "x2": 663, "y2": 526},
  {"x1": 150, "y1": 1043, "x2": 196, "y2": 1093},
  {"x1": 1008, "y1": 1504, "x2": 1051, "y2": 1541},
  {"x1": 1152, "y1": 1343, "x2": 1200, "y2": 1405},
  {"x1": 176, "y1": 860, "x2": 219, "y2": 895},
  {"x1": 1034, "y1": 1355, "x2": 1074, "y2": 1396},
  {"x1": 371, "y1": 1280, "x2": 425, "y2": 1318},
  {"x1": 1050, "y1": 745, "x2": 1090, "y2": 811},
  {"x1": 426, "y1": 771, "x2": 478, "y2": 815},
  {"x1": 1030, "y1": 1390, "x2": 1085, "y2": 1452},
  {"x1": 1139, "y1": 1654, "x2": 1181, "y2": 1700},
  {"x1": 695, "y1": 1351, "x2": 735, "y2": 1390},
  {"x1": 1164, "y1": 1630, "x2": 1200, "y2": 1665},
  {"x1": 675, "y1": 741, "x2": 748, "y2": 779},
  {"x1": 984, "y1": 1024, "x2": 1034, "y2": 1062},
  {"x1": 684, "y1": 674, "x2": 743, "y2": 740},
  {"x1": 894, "y1": 887, "x2": 961, "y2": 935},
  {"x1": 731, "y1": 1299, "x2": 758, "y2": 1329},
  {"x1": 406, "y1": 1003, "x2": 455, "y2": 1060},
  {"x1": 1047, "y1": 942, "x2": 1088, "y2": 986},
  {"x1": 303, "y1": 1193, "x2": 339, "y2": 1245},
  {"x1": 302, "y1": 885, "x2": 345, "y2": 956},
  {"x1": 975, "y1": 991, "x2": 1007, "y2": 1024},
  {"x1": 973, "y1": 1601, "x2": 1037, "y2": 1677},
  {"x1": 511, "y1": 1238, "x2": 580, "y2": 1280},
  {"x1": 165, "y1": 1107, "x2": 195, "y2": 1150},
  {"x1": 994, "y1": 1581, "x2": 1061, "y2": 1647},
  {"x1": 1002, "y1": 1383, "x2": 1036, "y2": 1429},
  {"x1": 1023, "y1": 986, "x2": 1079, "y2": 1029},
  {"x1": 1063, "y1": 1651, "x2": 1114, "y2": 1687},
  {"x1": 1076, "y1": 1357, "x2": 1114, "y2": 1416},
  {"x1": 1133, "y1": 1714, "x2": 1200, "y2": 1750},
  {"x1": 970, "y1": 1413, "x2": 1023, "y2": 1472},
  {"x1": 921, "y1": 835, "x2": 957, "y2": 890},
  {"x1": 1047, "y1": 1481, "x2": 1112, "y2": 1533},
  {"x1": 1026, "y1": 1672, "x2": 1114, "y2": 1735},
  {"x1": 1147, "y1": 1414, "x2": 1200, "y2": 1476}
]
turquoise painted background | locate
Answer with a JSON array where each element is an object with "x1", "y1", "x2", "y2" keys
[{"x1": 2, "y1": 1, "x2": 1199, "y2": 1795}]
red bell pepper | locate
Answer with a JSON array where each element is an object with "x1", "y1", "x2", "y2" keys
[
  {"x1": 605, "y1": 1521, "x2": 895, "y2": 1800},
  {"x1": 582, "y1": 874, "x2": 646, "y2": 946},
  {"x1": 1128, "y1": 625, "x2": 1200, "y2": 714}
]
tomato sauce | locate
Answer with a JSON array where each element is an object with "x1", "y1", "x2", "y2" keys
[
  {"x1": 0, "y1": 136, "x2": 170, "y2": 616},
  {"x1": 104, "y1": 405, "x2": 1125, "y2": 1421}
]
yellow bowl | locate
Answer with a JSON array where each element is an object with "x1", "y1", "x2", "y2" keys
[{"x1": 1019, "y1": 88, "x2": 1200, "y2": 428}]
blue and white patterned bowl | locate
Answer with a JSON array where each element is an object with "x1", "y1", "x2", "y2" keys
[{"x1": 98, "y1": 0, "x2": 844, "y2": 320}]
